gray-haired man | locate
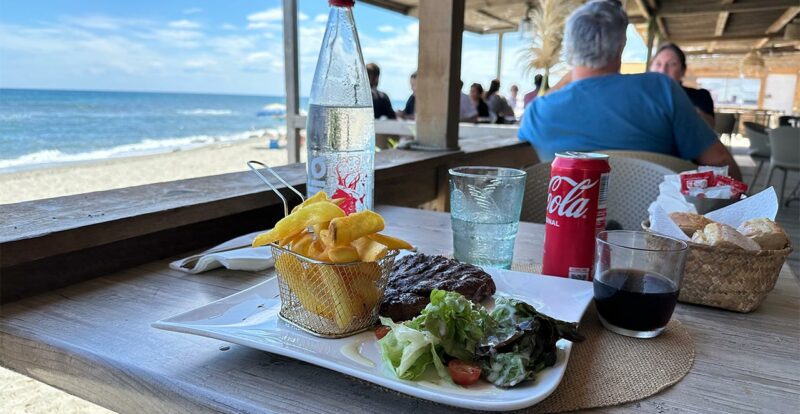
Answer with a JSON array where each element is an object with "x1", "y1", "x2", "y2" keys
[{"x1": 518, "y1": 0, "x2": 741, "y2": 180}]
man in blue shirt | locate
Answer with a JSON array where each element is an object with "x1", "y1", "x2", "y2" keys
[{"x1": 519, "y1": 0, "x2": 741, "y2": 180}]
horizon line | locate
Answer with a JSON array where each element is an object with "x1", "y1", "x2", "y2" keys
[{"x1": 0, "y1": 86, "x2": 304, "y2": 99}]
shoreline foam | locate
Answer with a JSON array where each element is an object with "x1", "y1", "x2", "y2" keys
[
  {"x1": 0, "y1": 128, "x2": 283, "y2": 173},
  {"x1": 0, "y1": 136, "x2": 291, "y2": 205}
]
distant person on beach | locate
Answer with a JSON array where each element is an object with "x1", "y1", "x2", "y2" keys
[
  {"x1": 507, "y1": 84, "x2": 523, "y2": 115},
  {"x1": 397, "y1": 71, "x2": 416, "y2": 120},
  {"x1": 484, "y1": 79, "x2": 515, "y2": 124},
  {"x1": 523, "y1": 74, "x2": 544, "y2": 108},
  {"x1": 517, "y1": 0, "x2": 741, "y2": 179},
  {"x1": 366, "y1": 63, "x2": 396, "y2": 120},
  {"x1": 470, "y1": 83, "x2": 490, "y2": 120},
  {"x1": 649, "y1": 43, "x2": 715, "y2": 128},
  {"x1": 459, "y1": 81, "x2": 479, "y2": 122}
]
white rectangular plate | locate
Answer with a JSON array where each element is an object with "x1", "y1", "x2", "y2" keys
[{"x1": 153, "y1": 268, "x2": 593, "y2": 411}]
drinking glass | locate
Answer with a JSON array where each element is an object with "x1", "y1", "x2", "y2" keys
[
  {"x1": 593, "y1": 231, "x2": 688, "y2": 338},
  {"x1": 449, "y1": 166, "x2": 527, "y2": 270}
]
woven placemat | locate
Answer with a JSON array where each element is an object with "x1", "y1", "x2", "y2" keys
[{"x1": 511, "y1": 262, "x2": 695, "y2": 413}]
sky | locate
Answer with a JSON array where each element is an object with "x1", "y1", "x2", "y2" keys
[{"x1": 0, "y1": 0, "x2": 647, "y2": 100}]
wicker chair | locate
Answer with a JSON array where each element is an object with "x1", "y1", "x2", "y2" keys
[
  {"x1": 597, "y1": 150, "x2": 696, "y2": 173},
  {"x1": 521, "y1": 157, "x2": 674, "y2": 230}
]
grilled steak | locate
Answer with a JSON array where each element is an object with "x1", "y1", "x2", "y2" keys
[{"x1": 380, "y1": 253, "x2": 496, "y2": 321}]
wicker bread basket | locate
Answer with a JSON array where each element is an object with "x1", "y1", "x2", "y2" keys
[{"x1": 642, "y1": 220, "x2": 792, "y2": 312}]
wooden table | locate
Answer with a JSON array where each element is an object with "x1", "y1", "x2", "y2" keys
[{"x1": 1, "y1": 206, "x2": 798, "y2": 413}]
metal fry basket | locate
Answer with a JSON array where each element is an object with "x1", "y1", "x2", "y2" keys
[
  {"x1": 247, "y1": 160, "x2": 398, "y2": 338},
  {"x1": 271, "y1": 244, "x2": 397, "y2": 337}
]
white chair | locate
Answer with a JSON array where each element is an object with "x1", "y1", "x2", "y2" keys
[
  {"x1": 766, "y1": 127, "x2": 800, "y2": 206},
  {"x1": 521, "y1": 157, "x2": 673, "y2": 230},
  {"x1": 598, "y1": 150, "x2": 696, "y2": 173},
  {"x1": 743, "y1": 122, "x2": 771, "y2": 189}
]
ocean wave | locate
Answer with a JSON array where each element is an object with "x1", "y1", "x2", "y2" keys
[
  {"x1": 0, "y1": 129, "x2": 280, "y2": 171},
  {"x1": 178, "y1": 109, "x2": 235, "y2": 116}
]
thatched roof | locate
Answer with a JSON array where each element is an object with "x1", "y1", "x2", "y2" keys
[{"x1": 361, "y1": 0, "x2": 800, "y2": 57}]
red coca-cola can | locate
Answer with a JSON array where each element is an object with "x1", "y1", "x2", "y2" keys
[{"x1": 541, "y1": 152, "x2": 611, "y2": 280}]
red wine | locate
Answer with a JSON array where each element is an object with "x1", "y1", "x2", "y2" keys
[{"x1": 593, "y1": 269, "x2": 679, "y2": 332}]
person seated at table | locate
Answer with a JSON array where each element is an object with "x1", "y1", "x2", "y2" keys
[
  {"x1": 524, "y1": 74, "x2": 545, "y2": 108},
  {"x1": 366, "y1": 63, "x2": 396, "y2": 120},
  {"x1": 396, "y1": 71, "x2": 417, "y2": 120},
  {"x1": 650, "y1": 43, "x2": 715, "y2": 128},
  {"x1": 469, "y1": 83, "x2": 490, "y2": 120},
  {"x1": 459, "y1": 81, "x2": 479, "y2": 122},
  {"x1": 518, "y1": 0, "x2": 741, "y2": 180},
  {"x1": 484, "y1": 79, "x2": 515, "y2": 124}
]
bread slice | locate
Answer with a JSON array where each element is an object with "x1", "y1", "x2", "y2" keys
[
  {"x1": 737, "y1": 218, "x2": 789, "y2": 251},
  {"x1": 692, "y1": 223, "x2": 760, "y2": 251},
  {"x1": 670, "y1": 212, "x2": 714, "y2": 237}
]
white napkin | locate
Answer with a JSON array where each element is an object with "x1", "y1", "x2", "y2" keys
[
  {"x1": 170, "y1": 230, "x2": 275, "y2": 274},
  {"x1": 647, "y1": 174, "x2": 697, "y2": 217},
  {"x1": 650, "y1": 187, "x2": 779, "y2": 241}
]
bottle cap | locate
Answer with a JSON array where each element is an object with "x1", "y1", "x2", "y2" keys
[{"x1": 329, "y1": 0, "x2": 355, "y2": 6}]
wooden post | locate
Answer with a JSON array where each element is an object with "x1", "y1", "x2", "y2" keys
[
  {"x1": 415, "y1": 0, "x2": 465, "y2": 150},
  {"x1": 496, "y1": 32, "x2": 504, "y2": 80},
  {"x1": 282, "y1": 0, "x2": 301, "y2": 164},
  {"x1": 645, "y1": 18, "x2": 656, "y2": 67}
]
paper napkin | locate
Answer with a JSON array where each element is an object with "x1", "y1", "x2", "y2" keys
[{"x1": 170, "y1": 231, "x2": 275, "y2": 274}]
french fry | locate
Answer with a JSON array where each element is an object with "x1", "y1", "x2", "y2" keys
[
  {"x1": 329, "y1": 210, "x2": 385, "y2": 246},
  {"x1": 368, "y1": 233, "x2": 414, "y2": 251},
  {"x1": 319, "y1": 265, "x2": 357, "y2": 328},
  {"x1": 352, "y1": 237, "x2": 389, "y2": 262},
  {"x1": 307, "y1": 239, "x2": 331, "y2": 263},
  {"x1": 290, "y1": 232, "x2": 313, "y2": 256},
  {"x1": 252, "y1": 201, "x2": 345, "y2": 247},
  {"x1": 327, "y1": 245, "x2": 360, "y2": 263},
  {"x1": 318, "y1": 229, "x2": 335, "y2": 248},
  {"x1": 278, "y1": 229, "x2": 305, "y2": 247},
  {"x1": 290, "y1": 191, "x2": 329, "y2": 213},
  {"x1": 275, "y1": 254, "x2": 334, "y2": 319}
]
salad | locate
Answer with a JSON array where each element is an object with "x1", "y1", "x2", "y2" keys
[{"x1": 377, "y1": 290, "x2": 584, "y2": 387}]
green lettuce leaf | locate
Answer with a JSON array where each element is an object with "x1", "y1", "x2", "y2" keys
[
  {"x1": 378, "y1": 316, "x2": 447, "y2": 380},
  {"x1": 408, "y1": 289, "x2": 494, "y2": 361}
]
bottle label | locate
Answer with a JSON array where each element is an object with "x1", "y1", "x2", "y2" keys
[{"x1": 307, "y1": 154, "x2": 371, "y2": 214}]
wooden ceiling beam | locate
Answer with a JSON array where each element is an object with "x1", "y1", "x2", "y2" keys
[
  {"x1": 684, "y1": 46, "x2": 800, "y2": 56},
  {"x1": 475, "y1": 9, "x2": 517, "y2": 27},
  {"x1": 670, "y1": 33, "x2": 784, "y2": 43},
  {"x1": 657, "y1": 0, "x2": 797, "y2": 18},
  {"x1": 754, "y1": 6, "x2": 800, "y2": 49},
  {"x1": 360, "y1": 0, "x2": 413, "y2": 15},
  {"x1": 709, "y1": 0, "x2": 735, "y2": 53}
]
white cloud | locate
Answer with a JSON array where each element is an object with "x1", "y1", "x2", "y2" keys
[
  {"x1": 247, "y1": 21, "x2": 281, "y2": 30},
  {"x1": 299, "y1": 12, "x2": 309, "y2": 21},
  {"x1": 220, "y1": 23, "x2": 237, "y2": 30},
  {"x1": 152, "y1": 29, "x2": 203, "y2": 47},
  {"x1": 169, "y1": 20, "x2": 201, "y2": 29},
  {"x1": 377, "y1": 25, "x2": 395, "y2": 33},
  {"x1": 61, "y1": 15, "x2": 147, "y2": 31},
  {"x1": 184, "y1": 57, "x2": 217, "y2": 69},
  {"x1": 183, "y1": 8, "x2": 203, "y2": 15},
  {"x1": 314, "y1": 14, "x2": 328, "y2": 23},
  {"x1": 247, "y1": 8, "x2": 283, "y2": 23}
]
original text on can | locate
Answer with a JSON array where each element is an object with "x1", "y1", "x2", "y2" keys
[{"x1": 541, "y1": 152, "x2": 611, "y2": 280}]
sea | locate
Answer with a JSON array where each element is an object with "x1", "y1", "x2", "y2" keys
[{"x1": 0, "y1": 88, "x2": 302, "y2": 173}]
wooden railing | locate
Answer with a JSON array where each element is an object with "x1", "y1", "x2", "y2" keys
[{"x1": 0, "y1": 137, "x2": 537, "y2": 302}]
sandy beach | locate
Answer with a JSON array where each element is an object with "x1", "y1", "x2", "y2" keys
[{"x1": 0, "y1": 137, "x2": 290, "y2": 205}]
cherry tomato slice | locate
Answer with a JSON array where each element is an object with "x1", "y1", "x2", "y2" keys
[
  {"x1": 374, "y1": 325, "x2": 391, "y2": 340},
  {"x1": 447, "y1": 360, "x2": 481, "y2": 386}
]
